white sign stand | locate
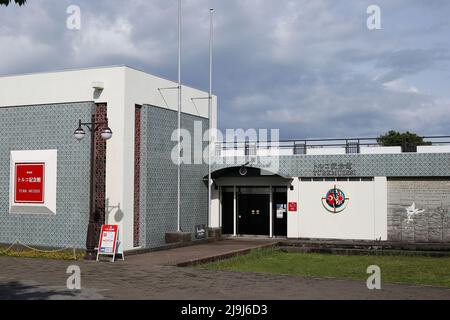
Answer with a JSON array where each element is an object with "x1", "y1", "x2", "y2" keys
[{"x1": 96, "y1": 225, "x2": 124, "y2": 263}]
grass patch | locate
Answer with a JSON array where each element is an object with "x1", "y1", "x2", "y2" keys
[
  {"x1": 0, "y1": 245, "x2": 83, "y2": 260},
  {"x1": 198, "y1": 248, "x2": 450, "y2": 288}
]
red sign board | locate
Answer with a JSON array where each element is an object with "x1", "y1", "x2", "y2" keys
[
  {"x1": 14, "y1": 163, "x2": 45, "y2": 204},
  {"x1": 98, "y1": 225, "x2": 119, "y2": 255},
  {"x1": 288, "y1": 202, "x2": 297, "y2": 212}
]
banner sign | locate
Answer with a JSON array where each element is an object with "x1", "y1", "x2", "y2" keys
[
  {"x1": 14, "y1": 163, "x2": 45, "y2": 204},
  {"x1": 97, "y1": 224, "x2": 124, "y2": 262},
  {"x1": 99, "y1": 224, "x2": 118, "y2": 254}
]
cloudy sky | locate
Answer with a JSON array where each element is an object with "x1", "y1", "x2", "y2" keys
[{"x1": 1, "y1": 0, "x2": 449, "y2": 139}]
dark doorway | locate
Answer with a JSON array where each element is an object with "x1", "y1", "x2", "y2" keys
[
  {"x1": 237, "y1": 188, "x2": 270, "y2": 235},
  {"x1": 272, "y1": 187, "x2": 287, "y2": 236},
  {"x1": 221, "y1": 188, "x2": 234, "y2": 234}
]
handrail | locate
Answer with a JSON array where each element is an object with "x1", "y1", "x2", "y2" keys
[
  {"x1": 215, "y1": 135, "x2": 450, "y2": 155},
  {"x1": 216, "y1": 135, "x2": 450, "y2": 146}
]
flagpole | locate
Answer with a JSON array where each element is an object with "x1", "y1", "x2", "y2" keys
[
  {"x1": 177, "y1": 0, "x2": 182, "y2": 232},
  {"x1": 208, "y1": 8, "x2": 214, "y2": 228}
]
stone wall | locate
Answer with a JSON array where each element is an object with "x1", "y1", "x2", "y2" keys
[{"x1": 387, "y1": 178, "x2": 450, "y2": 242}]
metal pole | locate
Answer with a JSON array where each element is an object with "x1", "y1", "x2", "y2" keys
[
  {"x1": 269, "y1": 186, "x2": 273, "y2": 238},
  {"x1": 233, "y1": 185, "x2": 237, "y2": 236},
  {"x1": 177, "y1": 0, "x2": 182, "y2": 232},
  {"x1": 208, "y1": 8, "x2": 214, "y2": 228},
  {"x1": 85, "y1": 113, "x2": 97, "y2": 260}
]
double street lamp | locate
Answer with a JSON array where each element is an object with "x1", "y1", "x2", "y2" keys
[
  {"x1": 74, "y1": 119, "x2": 113, "y2": 141},
  {"x1": 74, "y1": 116, "x2": 113, "y2": 260}
]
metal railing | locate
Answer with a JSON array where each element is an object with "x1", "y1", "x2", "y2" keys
[{"x1": 215, "y1": 135, "x2": 450, "y2": 156}]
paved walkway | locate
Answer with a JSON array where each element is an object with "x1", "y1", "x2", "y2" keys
[
  {"x1": 1, "y1": 239, "x2": 450, "y2": 300},
  {"x1": 127, "y1": 238, "x2": 279, "y2": 266}
]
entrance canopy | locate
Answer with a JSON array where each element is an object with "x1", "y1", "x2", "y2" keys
[{"x1": 205, "y1": 166, "x2": 292, "y2": 181}]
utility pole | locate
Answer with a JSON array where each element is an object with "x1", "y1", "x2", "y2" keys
[
  {"x1": 208, "y1": 8, "x2": 214, "y2": 228},
  {"x1": 177, "y1": 0, "x2": 182, "y2": 232}
]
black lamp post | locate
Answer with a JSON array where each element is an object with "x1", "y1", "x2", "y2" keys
[{"x1": 74, "y1": 115, "x2": 113, "y2": 260}]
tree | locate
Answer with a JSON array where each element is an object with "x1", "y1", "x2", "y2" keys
[
  {"x1": 377, "y1": 130, "x2": 431, "y2": 147},
  {"x1": 0, "y1": 0, "x2": 26, "y2": 6}
]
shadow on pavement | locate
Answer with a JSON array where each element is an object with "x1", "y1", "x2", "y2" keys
[{"x1": 0, "y1": 281, "x2": 78, "y2": 300}]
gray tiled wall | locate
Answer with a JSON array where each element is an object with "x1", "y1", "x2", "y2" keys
[
  {"x1": 140, "y1": 105, "x2": 208, "y2": 248},
  {"x1": 213, "y1": 152, "x2": 450, "y2": 243},
  {"x1": 0, "y1": 102, "x2": 93, "y2": 248},
  {"x1": 212, "y1": 153, "x2": 450, "y2": 177},
  {"x1": 387, "y1": 179, "x2": 450, "y2": 242}
]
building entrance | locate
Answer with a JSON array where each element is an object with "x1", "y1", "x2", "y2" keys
[
  {"x1": 237, "y1": 187, "x2": 270, "y2": 235},
  {"x1": 220, "y1": 186, "x2": 287, "y2": 237}
]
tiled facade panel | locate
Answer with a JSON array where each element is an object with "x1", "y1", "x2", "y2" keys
[
  {"x1": 387, "y1": 179, "x2": 450, "y2": 242},
  {"x1": 213, "y1": 153, "x2": 450, "y2": 178},
  {"x1": 140, "y1": 105, "x2": 208, "y2": 248},
  {"x1": 180, "y1": 114, "x2": 209, "y2": 235},
  {"x1": 0, "y1": 102, "x2": 93, "y2": 248},
  {"x1": 133, "y1": 106, "x2": 141, "y2": 247}
]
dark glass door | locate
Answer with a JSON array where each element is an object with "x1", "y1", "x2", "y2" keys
[
  {"x1": 221, "y1": 189, "x2": 234, "y2": 234},
  {"x1": 237, "y1": 189, "x2": 270, "y2": 235},
  {"x1": 272, "y1": 188, "x2": 287, "y2": 236}
]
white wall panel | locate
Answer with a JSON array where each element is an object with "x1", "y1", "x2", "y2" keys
[
  {"x1": 296, "y1": 180, "x2": 382, "y2": 240},
  {"x1": 307, "y1": 148, "x2": 346, "y2": 155},
  {"x1": 360, "y1": 146, "x2": 401, "y2": 154},
  {"x1": 417, "y1": 145, "x2": 450, "y2": 153},
  {"x1": 373, "y1": 177, "x2": 387, "y2": 240}
]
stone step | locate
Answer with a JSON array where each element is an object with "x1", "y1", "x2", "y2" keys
[{"x1": 279, "y1": 246, "x2": 450, "y2": 257}]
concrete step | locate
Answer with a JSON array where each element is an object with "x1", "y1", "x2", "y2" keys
[{"x1": 279, "y1": 240, "x2": 450, "y2": 252}]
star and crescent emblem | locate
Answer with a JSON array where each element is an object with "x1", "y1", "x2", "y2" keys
[{"x1": 322, "y1": 185, "x2": 349, "y2": 213}]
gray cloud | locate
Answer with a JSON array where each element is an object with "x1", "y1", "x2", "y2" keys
[{"x1": 0, "y1": 0, "x2": 449, "y2": 139}]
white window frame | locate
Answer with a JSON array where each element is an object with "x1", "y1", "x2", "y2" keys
[{"x1": 9, "y1": 150, "x2": 57, "y2": 215}]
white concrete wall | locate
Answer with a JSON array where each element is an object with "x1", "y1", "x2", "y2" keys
[
  {"x1": 373, "y1": 177, "x2": 387, "y2": 240},
  {"x1": 124, "y1": 67, "x2": 216, "y2": 120},
  {"x1": 289, "y1": 179, "x2": 387, "y2": 240},
  {"x1": 221, "y1": 149, "x2": 246, "y2": 157},
  {"x1": 417, "y1": 145, "x2": 450, "y2": 153},
  {"x1": 360, "y1": 146, "x2": 401, "y2": 154},
  {"x1": 0, "y1": 66, "x2": 123, "y2": 107},
  {"x1": 277, "y1": 148, "x2": 295, "y2": 156},
  {"x1": 210, "y1": 186, "x2": 220, "y2": 228},
  {"x1": 219, "y1": 145, "x2": 450, "y2": 157},
  {"x1": 306, "y1": 148, "x2": 346, "y2": 155},
  {"x1": 0, "y1": 66, "x2": 216, "y2": 250}
]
